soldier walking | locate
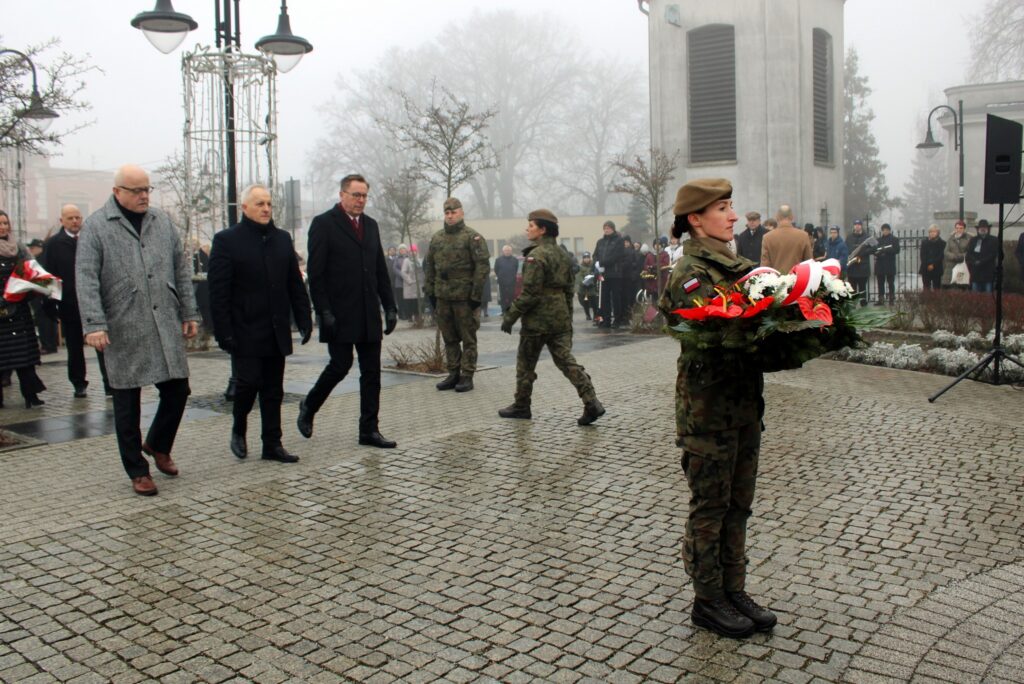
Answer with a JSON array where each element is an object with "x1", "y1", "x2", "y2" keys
[
  {"x1": 498, "y1": 209, "x2": 604, "y2": 425},
  {"x1": 423, "y1": 197, "x2": 490, "y2": 392}
]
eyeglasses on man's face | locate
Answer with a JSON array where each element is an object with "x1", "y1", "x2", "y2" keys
[
  {"x1": 117, "y1": 186, "x2": 154, "y2": 196},
  {"x1": 343, "y1": 191, "x2": 369, "y2": 201}
]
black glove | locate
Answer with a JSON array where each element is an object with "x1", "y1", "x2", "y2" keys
[
  {"x1": 219, "y1": 337, "x2": 238, "y2": 354},
  {"x1": 428, "y1": 295, "x2": 437, "y2": 311},
  {"x1": 42, "y1": 299, "x2": 59, "y2": 321},
  {"x1": 501, "y1": 318, "x2": 514, "y2": 334},
  {"x1": 318, "y1": 311, "x2": 337, "y2": 341},
  {"x1": 384, "y1": 310, "x2": 398, "y2": 335},
  {"x1": 469, "y1": 299, "x2": 481, "y2": 310},
  {"x1": 299, "y1": 327, "x2": 312, "y2": 345}
]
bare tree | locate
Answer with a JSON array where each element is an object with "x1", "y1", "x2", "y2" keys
[
  {"x1": 376, "y1": 169, "x2": 433, "y2": 320},
  {"x1": 544, "y1": 60, "x2": 648, "y2": 215},
  {"x1": 154, "y1": 151, "x2": 221, "y2": 250},
  {"x1": 969, "y1": 0, "x2": 1024, "y2": 82},
  {"x1": 610, "y1": 148, "x2": 680, "y2": 249},
  {"x1": 387, "y1": 81, "x2": 498, "y2": 199},
  {"x1": 0, "y1": 37, "x2": 97, "y2": 155}
]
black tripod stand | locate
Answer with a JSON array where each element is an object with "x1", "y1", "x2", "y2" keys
[{"x1": 930, "y1": 203, "x2": 1024, "y2": 402}]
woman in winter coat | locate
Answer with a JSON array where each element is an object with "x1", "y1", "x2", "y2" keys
[
  {"x1": 0, "y1": 210, "x2": 46, "y2": 409},
  {"x1": 918, "y1": 224, "x2": 945, "y2": 291},
  {"x1": 400, "y1": 248, "x2": 424, "y2": 318},
  {"x1": 942, "y1": 219, "x2": 971, "y2": 289}
]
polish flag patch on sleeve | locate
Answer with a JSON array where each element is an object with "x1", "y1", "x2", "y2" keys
[{"x1": 683, "y1": 277, "x2": 701, "y2": 293}]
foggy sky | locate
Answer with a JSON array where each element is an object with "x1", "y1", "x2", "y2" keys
[{"x1": 2, "y1": 0, "x2": 972, "y2": 213}]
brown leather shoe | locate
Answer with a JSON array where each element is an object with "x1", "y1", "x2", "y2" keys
[
  {"x1": 131, "y1": 475, "x2": 158, "y2": 496},
  {"x1": 142, "y1": 442, "x2": 179, "y2": 476}
]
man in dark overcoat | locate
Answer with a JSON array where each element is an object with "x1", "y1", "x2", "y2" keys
[
  {"x1": 208, "y1": 184, "x2": 312, "y2": 463},
  {"x1": 592, "y1": 220, "x2": 625, "y2": 328},
  {"x1": 41, "y1": 204, "x2": 110, "y2": 397},
  {"x1": 297, "y1": 174, "x2": 398, "y2": 448}
]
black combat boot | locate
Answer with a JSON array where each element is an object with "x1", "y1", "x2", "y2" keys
[
  {"x1": 577, "y1": 399, "x2": 605, "y2": 425},
  {"x1": 691, "y1": 597, "x2": 755, "y2": 638},
  {"x1": 436, "y1": 372, "x2": 460, "y2": 391},
  {"x1": 726, "y1": 591, "x2": 777, "y2": 631},
  {"x1": 454, "y1": 375, "x2": 474, "y2": 392},
  {"x1": 498, "y1": 404, "x2": 531, "y2": 419}
]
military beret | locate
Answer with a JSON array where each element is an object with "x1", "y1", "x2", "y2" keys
[
  {"x1": 673, "y1": 178, "x2": 733, "y2": 217},
  {"x1": 443, "y1": 197, "x2": 462, "y2": 211},
  {"x1": 528, "y1": 208, "x2": 558, "y2": 225},
  {"x1": 28, "y1": 239, "x2": 44, "y2": 248}
]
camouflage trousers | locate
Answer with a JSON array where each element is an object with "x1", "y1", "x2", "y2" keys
[
  {"x1": 513, "y1": 332, "x2": 597, "y2": 407},
  {"x1": 436, "y1": 299, "x2": 480, "y2": 375},
  {"x1": 680, "y1": 422, "x2": 761, "y2": 600}
]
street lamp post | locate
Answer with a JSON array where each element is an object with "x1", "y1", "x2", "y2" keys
[
  {"x1": 130, "y1": 0, "x2": 312, "y2": 226},
  {"x1": 0, "y1": 48, "x2": 60, "y2": 140},
  {"x1": 917, "y1": 99, "x2": 964, "y2": 224}
]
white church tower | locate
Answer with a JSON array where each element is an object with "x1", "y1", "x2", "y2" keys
[{"x1": 642, "y1": 0, "x2": 845, "y2": 226}]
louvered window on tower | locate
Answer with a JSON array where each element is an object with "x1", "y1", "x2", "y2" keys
[
  {"x1": 813, "y1": 28, "x2": 833, "y2": 164},
  {"x1": 688, "y1": 24, "x2": 737, "y2": 164}
]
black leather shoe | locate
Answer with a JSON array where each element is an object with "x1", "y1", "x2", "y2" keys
[
  {"x1": 577, "y1": 399, "x2": 605, "y2": 426},
  {"x1": 24, "y1": 395, "x2": 44, "y2": 408},
  {"x1": 73, "y1": 382, "x2": 88, "y2": 398},
  {"x1": 297, "y1": 399, "x2": 314, "y2": 438},
  {"x1": 359, "y1": 431, "x2": 396, "y2": 448},
  {"x1": 262, "y1": 445, "x2": 299, "y2": 463},
  {"x1": 498, "y1": 404, "x2": 531, "y2": 419},
  {"x1": 436, "y1": 372, "x2": 460, "y2": 391},
  {"x1": 454, "y1": 376, "x2": 474, "y2": 392},
  {"x1": 727, "y1": 591, "x2": 777, "y2": 632},
  {"x1": 691, "y1": 597, "x2": 755, "y2": 638},
  {"x1": 230, "y1": 432, "x2": 248, "y2": 459}
]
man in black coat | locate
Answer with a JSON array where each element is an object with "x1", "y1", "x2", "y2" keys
[
  {"x1": 735, "y1": 211, "x2": 766, "y2": 265},
  {"x1": 297, "y1": 174, "x2": 398, "y2": 448},
  {"x1": 846, "y1": 220, "x2": 873, "y2": 306},
  {"x1": 965, "y1": 219, "x2": 998, "y2": 293},
  {"x1": 40, "y1": 204, "x2": 110, "y2": 397},
  {"x1": 208, "y1": 184, "x2": 312, "y2": 463},
  {"x1": 493, "y1": 244, "x2": 519, "y2": 314},
  {"x1": 592, "y1": 220, "x2": 625, "y2": 328},
  {"x1": 873, "y1": 223, "x2": 900, "y2": 304}
]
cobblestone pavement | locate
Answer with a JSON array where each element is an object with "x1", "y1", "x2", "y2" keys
[{"x1": 1, "y1": 314, "x2": 1023, "y2": 683}]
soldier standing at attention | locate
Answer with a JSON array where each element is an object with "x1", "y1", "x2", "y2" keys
[
  {"x1": 423, "y1": 197, "x2": 490, "y2": 393},
  {"x1": 498, "y1": 209, "x2": 604, "y2": 425},
  {"x1": 659, "y1": 178, "x2": 776, "y2": 639}
]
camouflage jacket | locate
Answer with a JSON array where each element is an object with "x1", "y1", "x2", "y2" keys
[
  {"x1": 659, "y1": 236, "x2": 764, "y2": 437},
  {"x1": 505, "y1": 236, "x2": 574, "y2": 336},
  {"x1": 423, "y1": 220, "x2": 490, "y2": 301}
]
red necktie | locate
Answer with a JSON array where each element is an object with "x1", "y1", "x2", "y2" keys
[{"x1": 350, "y1": 216, "x2": 363, "y2": 242}]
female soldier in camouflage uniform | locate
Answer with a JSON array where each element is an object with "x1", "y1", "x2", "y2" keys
[
  {"x1": 499, "y1": 209, "x2": 604, "y2": 426},
  {"x1": 658, "y1": 179, "x2": 776, "y2": 639}
]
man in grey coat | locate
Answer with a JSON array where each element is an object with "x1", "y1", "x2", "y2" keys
[{"x1": 77, "y1": 165, "x2": 200, "y2": 496}]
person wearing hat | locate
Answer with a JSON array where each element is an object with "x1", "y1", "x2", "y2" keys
[
  {"x1": 575, "y1": 251, "x2": 597, "y2": 320},
  {"x1": 26, "y1": 238, "x2": 58, "y2": 354},
  {"x1": 423, "y1": 197, "x2": 490, "y2": 392},
  {"x1": 872, "y1": 223, "x2": 899, "y2": 305},
  {"x1": 499, "y1": 210, "x2": 604, "y2": 425},
  {"x1": 965, "y1": 219, "x2": 998, "y2": 293},
  {"x1": 846, "y1": 219, "x2": 873, "y2": 304},
  {"x1": 658, "y1": 178, "x2": 776, "y2": 639},
  {"x1": 760, "y1": 204, "x2": 812, "y2": 274},
  {"x1": 734, "y1": 211, "x2": 766, "y2": 265}
]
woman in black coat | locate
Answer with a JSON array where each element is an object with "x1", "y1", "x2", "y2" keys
[
  {"x1": 918, "y1": 224, "x2": 945, "y2": 291},
  {"x1": 0, "y1": 210, "x2": 46, "y2": 408}
]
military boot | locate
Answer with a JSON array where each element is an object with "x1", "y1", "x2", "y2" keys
[
  {"x1": 498, "y1": 404, "x2": 532, "y2": 419},
  {"x1": 726, "y1": 591, "x2": 777, "y2": 632},
  {"x1": 691, "y1": 597, "x2": 755, "y2": 638},
  {"x1": 436, "y1": 372, "x2": 460, "y2": 391},
  {"x1": 454, "y1": 375, "x2": 474, "y2": 392},
  {"x1": 577, "y1": 399, "x2": 605, "y2": 426}
]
